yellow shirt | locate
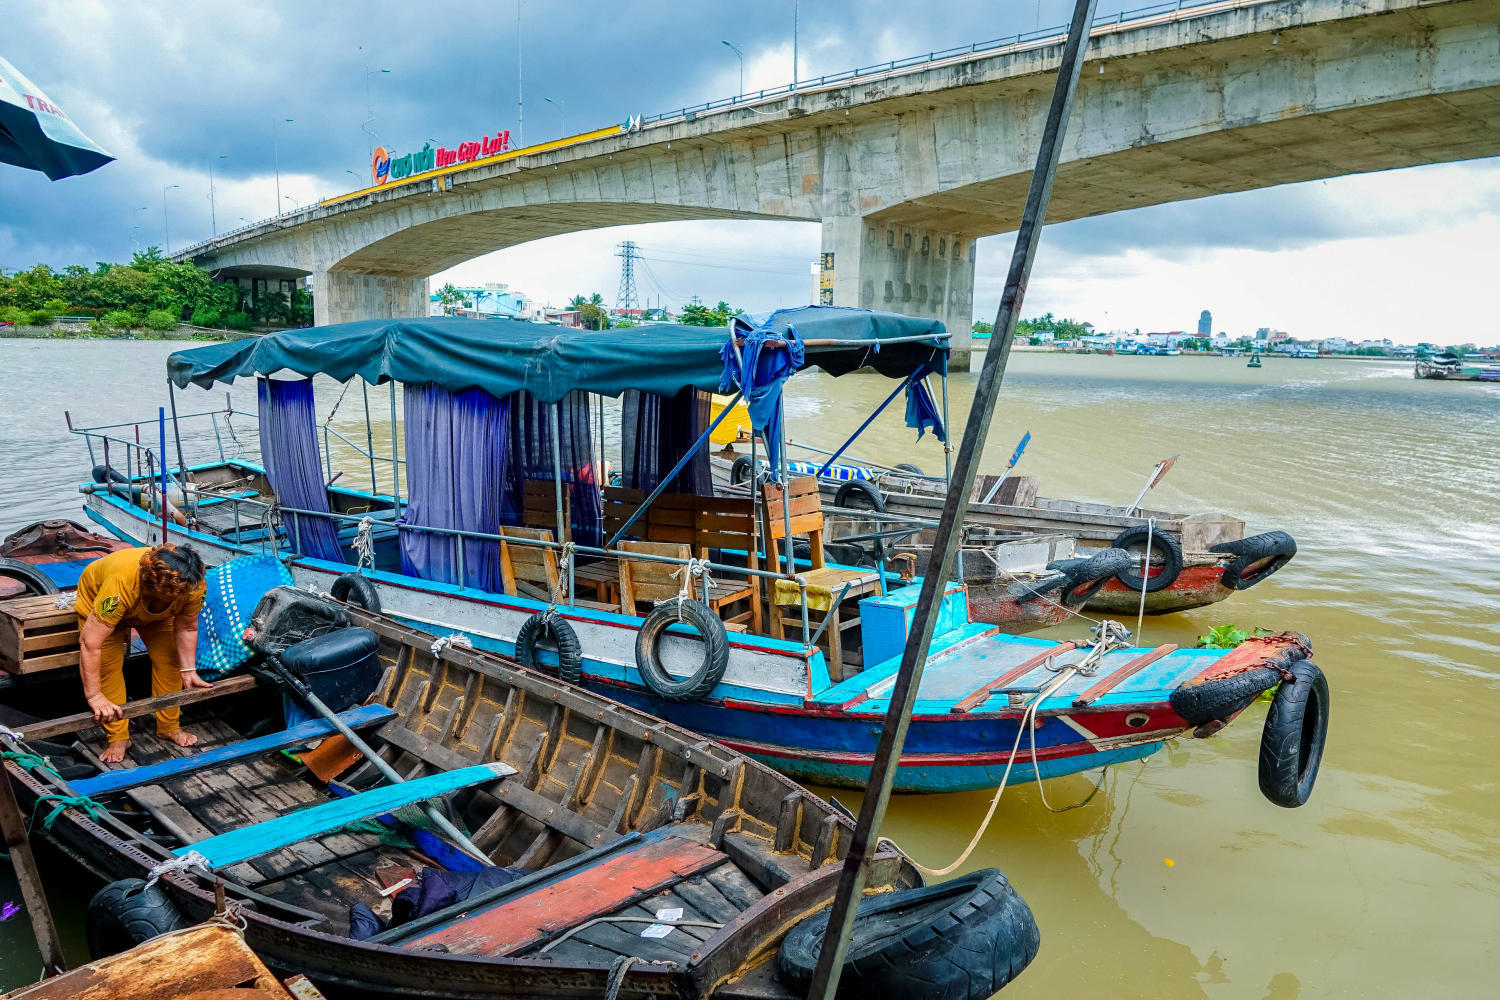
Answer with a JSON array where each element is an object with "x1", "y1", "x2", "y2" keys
[{"x1": 75, "y1": 547, "x2": 204, "y2": 632}]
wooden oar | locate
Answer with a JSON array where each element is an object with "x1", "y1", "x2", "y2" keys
[{"x1": 1124, "y1": 454, "x2": 1178, "y2": 515}]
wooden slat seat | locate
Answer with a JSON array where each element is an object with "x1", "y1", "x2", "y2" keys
[
  {"x1": 498, "y1": 525, "x2": 564, "y2": 603},
  {"x1": 522, "y1": 479, "x2": 570, "y2": 542},
  {"x1": 73, "y1": 705, "x2": 398, "y2": 796},
  {"x1": 176, "y1": 762, "x2": 515, "y2": 868},
  {"x1": 617, "y1": 540, "x2": 693, "y2": 615}
]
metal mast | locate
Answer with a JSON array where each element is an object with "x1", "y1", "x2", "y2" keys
[{"x1": 615, "y1": 241, "x2": 641, "y2": 313}]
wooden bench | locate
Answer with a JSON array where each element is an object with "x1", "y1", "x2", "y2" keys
[
  {"x1": 522, "y1": 479, "x2": 570, "y2": 542},
  {"x1": 176, "y1": 761, "x2": 516, "y2": 868},
  {"x1": 0, "y1": 594, "x2": 79, "y2": 675},
  {"x1": 499, "y1": 526, "x2": 618, "y2": 611},
  {"x1": 72, "y1": 705, "x2": 398, "y2": 796}
]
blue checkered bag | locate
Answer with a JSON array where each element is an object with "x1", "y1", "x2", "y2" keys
[{"x1": 195, "y1": 555, "x2": 294, "y2": 680}]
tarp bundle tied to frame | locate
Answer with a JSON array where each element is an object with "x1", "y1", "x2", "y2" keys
[{"x1": 719, "y1": 319, "x2": 804, "y2": 470}]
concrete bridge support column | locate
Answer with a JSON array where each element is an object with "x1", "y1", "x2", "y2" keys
[
  {"x1": 312, "y1": 270, "x2": 429, "y2": 326},
  {"x1": 821, "y1": 218, "x2": 977, "y2": 368}
]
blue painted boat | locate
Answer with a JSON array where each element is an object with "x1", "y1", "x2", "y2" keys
[{"x1": 67, "y1": 309, "x2": 1323, "y2": 796}]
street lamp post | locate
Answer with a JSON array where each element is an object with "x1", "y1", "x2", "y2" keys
[
  {"x1": 131, "y1": 205, "x2": 148, "y2": 255},
  {"x1": 516, "y1": 0, "x2": 524, "y2": 147},
  {"x1": 273, "y1": 118, "x2": 294, "y2": 216},
  {"x1": 363, "y1": 67, "x2": 390, "y2": 156},
  {"x1": 721, "y1": 41, "x2": 744, "y2": 95},
  {"x1": 543, "y1": 96, "x2": 566, "y2": 136},
  {"x1": 162, "y1": 184, "x2": 179, "y2": 254},
  {"x1": 208, "y1": 154, "x2": 226, "y2": 237},
  {"x1": 793, "y1": 0, "x2": 799, "y2": 90}
]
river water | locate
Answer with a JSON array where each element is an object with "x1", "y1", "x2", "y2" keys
[{"x1": 1, "y1": 339, "x2": 1497, "y2": 997}]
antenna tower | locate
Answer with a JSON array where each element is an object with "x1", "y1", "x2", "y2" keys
[{"x1": 616, "y1": 241, "x2": 641, "y2": 313}]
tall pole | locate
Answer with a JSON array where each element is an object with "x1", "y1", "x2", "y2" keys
[
  {"x1": 544, "y1": 95, "x2": 565, "y2": 136},
  {"x1": 273, "y1": 118, "x2": 293, "y2": 216},
  {"x1": 722, "y1": 40, "x2": 744, "y2": 95},
  {"x1": 806, "y1": 1, "x2": 1100, "y2": 996},
  {"x1": 161, "y1": 184, "x2": 178, "y2": 255},
  {"x1": 208, "y1": 155, "x2": 225, "y2": 238},
  {"x1": 792, "y1": 0, "x2": 799, "y2": 90},
  {"x1": 516, "y1": 0, "x2": 524, "y2": 147}
]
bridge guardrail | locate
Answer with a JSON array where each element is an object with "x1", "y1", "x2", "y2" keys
[{"x1": 173, "y1": 0, "x2": 1256, "y2": 260}]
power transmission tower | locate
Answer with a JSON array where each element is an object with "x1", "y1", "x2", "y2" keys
[{"x1": 615, "y1": 241, "x2": 641, "y2": 313}]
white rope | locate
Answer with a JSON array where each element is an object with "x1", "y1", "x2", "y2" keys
[
  {"x1": 549, "y1": 541, "x2": 577, "y2": 608},
  {"x1": 53, "y1": 592, "x2": 77, "y2": 611},
  {"x1": 143, "y1": 850, "x2": 210, "y2": 892},
  {"x1": 429, "y1": 634, "x2": 474, "y2": 656},
  {"x1": 0, "y1": 724, "x2": 22, "y2": 743},
  {"x1": 1135, "y1": 516, "x2": 1156, "y2": 642},
  {"x1": 668, "y1": 557, "x2": 712, "y2": 621},
  {"x1": 353, "y1": 515, "x2": 376, "y2": 572}
]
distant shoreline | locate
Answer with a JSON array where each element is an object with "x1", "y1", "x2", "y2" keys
[
  {"x1": 0, "y1": 323, "x2": 247, "y2": 342},
  {"x1": 976, "y1": 343, "x2": 1408, "y2": 362}
]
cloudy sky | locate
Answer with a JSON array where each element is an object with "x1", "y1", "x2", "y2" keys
[{"x1": 4, "y1": 0, "x2": 1497, "y2": 340}]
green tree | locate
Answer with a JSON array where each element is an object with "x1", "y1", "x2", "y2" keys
[
  {"x1": 678, "y1": 300, "x2": 741, "y2": 327},
  {"x1": 437, "y1": 283, "x2": 468, "y2": 315},
  {"x1": 972, "y1": 320, "x2": 993, "y2": 335}
]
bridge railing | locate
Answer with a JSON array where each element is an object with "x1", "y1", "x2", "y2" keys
[{"x1": 174, "y1": 0, "x2": 1256, "y2": 260}]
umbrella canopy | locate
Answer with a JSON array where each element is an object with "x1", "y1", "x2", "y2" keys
[{"x1": 0, "y1": 55, "x2": 113, "y2": 180}]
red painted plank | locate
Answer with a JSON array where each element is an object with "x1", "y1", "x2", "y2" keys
[
  {"x1": 404, "y1": 835, "x2": 725, "y2": 956},
  {"x1": 951, "y1": 642, "x2": 1079, "y2": 714},
  {"x1": 1072, "y1": 644, "x2": 1179, "y2": 707}
]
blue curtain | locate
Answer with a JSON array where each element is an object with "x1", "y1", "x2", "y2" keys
[
  {"x1": 257, "y1": 378, "x2": 343, "y2": 562},
  {"x1": 621, "y1": 388, "x2": 712, "y2": 495},
  {"x1": 508, "y1": 391, "x2": 602, "y2": 548},
  {"x1": 398, "y1": 385, "x2": 511, "y2": 591}
]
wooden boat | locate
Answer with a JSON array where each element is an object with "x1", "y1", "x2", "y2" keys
[
  {"x1": 6, "y1": 600, "x2": 980, "y2": 999},
  {"x1": 67, "y1": 311, "x2": 1318, "y2": 797},
  {"x1": 714, "y1": 453, "x2": 1299, "y2": 621},
  {"x1": 1414, "y1": 351, "x2": 1500, "y2": 380},
  {"x1": 1, "y1": 921, "x2": 328, "y2": 1000}
]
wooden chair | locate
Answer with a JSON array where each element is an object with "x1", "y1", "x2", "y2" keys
[
  {"x1": 522, "y1": 479, "x2": 570, "y2": 542},
  {"x1": 616, "y1": 540, "x2": 694, "y2": 616},
  {"x1": 499, "y1": 526, "x2": 616, "y2": 611},
  {"x1": 760, "y1": 477, "x2": 882, "y2": 678},
  {"x1": 691, "y1": 496, "x2": 761, "y2": 633}
]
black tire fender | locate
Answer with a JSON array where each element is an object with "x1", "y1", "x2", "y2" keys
[
  {"x1": 515, "y1": 611, "x2": 584, "y2": 684},
  {"x1": 86, "y1": 878, "x2": 188, "y2": 959},
  {"x1": 893, "y1": 463, "x2": 924, "y2": 476},
  {"x1": 330, "y1": 572, "x2": 381, "y2": 613},
  {"x1": 835, "y1": 479, "x2": 887, "y2": 513},
  {"x1": 1211, "y1": 530, "x2": 1297, "y2": 591},
  {"x1": 635, "y1": 599, "x2": 730, "y2": 702},
  {"x1": 0, "y1": 556, "x2": 59, "y2": 596},
  {"x1": 1006, "y1": 570, "x2": 1069, "y2": 605},
  {"x1": 1169, "y1": 666, "x2": 1283, "y2": 727},
  {"x1": 90, "y1": 464, "x2": 129, "y2": 484},
  {"x1": 1048, "y1": 548, "x2": 1136, "y2": 607},
  {"x1": 1259, "y1": 659, "x2": 1329, "y2": 808},
  {"x1": 1110, "y1": 526, "x2": 1183, "y2": 593},
  {"x1": 776, "y1": 868, "x2": 1041, "y2": 1000},
  {"x1": 730, "y1": 455, "x2": 753, "y2": 485}
]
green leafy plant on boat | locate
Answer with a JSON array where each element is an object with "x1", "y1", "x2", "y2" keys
[{"x1": 1197, "y1": 624, "x2": 1281, "y2": 700}]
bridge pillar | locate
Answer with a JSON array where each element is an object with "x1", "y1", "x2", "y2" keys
[
  {"x1": 313, "y1": 270, "x2": 429, "y2": 326},
  {"x1": 821, "y1": 218, "x2": 976, "y2": 368}
]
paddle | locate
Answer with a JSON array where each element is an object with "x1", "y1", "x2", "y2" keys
[
  {"x1": 1124, "y1": 454, "x2": 1178, "y2": 515},
  {"x1": 980, "y1": 431, "x2": 1031, "y2": 504}
]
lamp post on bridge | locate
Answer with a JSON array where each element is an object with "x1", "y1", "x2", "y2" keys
[
  {"x1": 208, "y1": 154, "x2": 226, "y2": 238},
  {"x1": 161, "y1": 184, "x2": 179, "y2": 255},
  {"x1": 363, "y1": 67, "x2": 390, "y2": 157},
  {"x1": 721, "y1": 40, "x2": 744, "y2": 96},
  {"x1": 543, "y1": 96, "x2": 565, "y2": 136},
  {"x1": 272, "y1": 117, "x2": 294, "y2": 217}
]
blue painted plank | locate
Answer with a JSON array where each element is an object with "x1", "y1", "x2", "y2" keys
[
  {"x1": 177, "y1": 761, "x2": 514, "y2": 868},
  {"x1": 74, "y1": 705, "x2": 398, "y2": 796}
]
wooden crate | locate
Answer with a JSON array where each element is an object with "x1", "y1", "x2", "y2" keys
[{"x1": 0, "y1": 594, "x2": 79, "y2": 675}]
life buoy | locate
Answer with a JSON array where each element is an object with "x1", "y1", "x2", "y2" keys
[
  {"x1": 1169, "y1": 665, "x2": 1283, "y2": 727},
  {"x1": 635, "y1": 599, "x2": 729, "y2": 702},
  {"x1": 776, "y1": 868, "x2": 1040, "y2": 1000},
  {"x1": 0, "y1": 557, "x2": 59, "y2": 596},
  {"x1": 1211, "y1": 530, "x2": 1297, "y2": 591},
  {"x1": 1110, "y1": 526, "x2": 1183, "y2": 593},
  {"x1": 834, "y1": 479, "x2": 886, "y2": 513},
  {"x1": 86, "y1": 879, "x2": 188, "y2": 959},
  {"x1": 515, "y1": 611, "x2": 583, "y2": 684},
  {"x1": 330, "y1": 573, "x2": 381, "y2": 612},
  {"x1": 1259, "y1": 659, "x2": 1329, "y2": 808}
]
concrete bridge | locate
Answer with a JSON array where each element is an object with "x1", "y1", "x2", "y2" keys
[{"x1": 175, "y1": 0, "x2": 1500, "y2": 357}]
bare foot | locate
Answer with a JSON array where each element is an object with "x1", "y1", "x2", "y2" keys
[
  {"x1": 162, "y1": 729, "x2": 199, "y2": 749},
  {"x1": 100, "y1": 740, "x2": 132, "y2": 764}
]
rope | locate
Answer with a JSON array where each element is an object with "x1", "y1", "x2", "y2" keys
[
  {"x1": 668, "y1": 557, "x2": 712, "y2": 620},
  {"x1": 0, "y1": 751, "x2": 59, "y2": 781},
  {"x1": 53, "y1": 592, "x2": 77, "y2": 611},
  {"x1": 0, "y1": 725, "x2": 23, "y2": 742},
  {"x1": 322, "y1": 380, "x2": 353, "y2": 427},
  {"x1": 429, "y1": 634, "x2": 474, "y2": 656},
  {"x1": 29, "y1": 793, "x2": 108, "y2": 834},
  {"x1": 996, "y1": 564, "x2": 1104, "y2": 628},
  {"x1": 549, "y1": 541, "x2": 577, "y2": 608},
  {"x1": 353, "y1": 515, "x2": 376, "y2": 572},
  {"x1": 1135, "y1": 517, "x2": 1156, "y2": 642},
  {"x1": 143, "y1": 850, "x2": 210, "y2": 892},
  {"x1": 605, "y1": 955, "x2": 640, "y2": 1000}
]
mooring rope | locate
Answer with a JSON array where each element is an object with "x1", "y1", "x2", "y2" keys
[
  {"x1": 353, "y1": 515, "x2": 376, "y2": 572},
  {"x1": 1135, "y1": 516, "x2": 1156, "y2": 643},
  {"x1": 143, "y1": 850, "x2": 211, "y2": 892},
  {"x1": 429, "y1": 634, "x2": 474, "y2": 657}
]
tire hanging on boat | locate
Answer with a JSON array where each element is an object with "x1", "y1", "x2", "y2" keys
[
  {"x1": 1169, "y1": 665, "x2": 1283, "y2": 727},
  {"x1": 330, "y1": 572, "x2": 381, "y2": 612},
  {"x1": 1258, "y1": 659, "x2": 1329, "y2": 808},
  {"x1": 893, "y1": 463, "x2": 925, "y2": 476},
  {"x1": 835, "y1": 479, "x2": 887, "y2": 513},
  {"x1": 86, "y1": 879, "x2": 188, "y2": 959},
  {"x1": 1211, "y1": 530, "x2": 1298, "y2": 591},
  {"x1": 635, "y1": 598, "x2": 729, "y2": 702},
  {"x1": 775, "y1": 867, "x2": 1041, "y2": 1000},
  {"x1": 515, "y1": 611, "x2": 583, "y2": 684},
  {"x1": 1110, "y1": 526, "x2": 1182, "y2": 593},
  {"x1": 0, "y1": 556, "x2": 59, "y2": 596},
  {"x1": 1046, "y1": 548, "x2": 1136, "y2": 608}
]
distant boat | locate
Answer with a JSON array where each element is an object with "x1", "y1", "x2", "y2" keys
[
  {"x1": 1247, "y1": 353, "x2": 1263, "y2": 368},
  {"x1": 1414, "y1": 352, "x2": 1500, "y2": 381}
]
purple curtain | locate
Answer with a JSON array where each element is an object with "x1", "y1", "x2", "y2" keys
[
  {"x1": 621, "y1": 388, "x2": 712, "y2": 495},
  {"x1": 508, "y1": 391, "x2": 602, "y2": 548},
  {"x1": 257, "y1": 378, "x2": 344, "y2": 562},
  {"x1": 398, "y1": 385, "x2": 512, "y2": 591}
]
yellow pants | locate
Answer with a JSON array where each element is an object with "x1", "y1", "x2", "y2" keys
[{"x1": 85, "y1": 621, "x2": 183, "y2": 743}]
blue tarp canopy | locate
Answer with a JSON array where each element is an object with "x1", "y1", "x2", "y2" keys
[{"x1": 167, "y1": 307, "x2": 947, "y2": 404}]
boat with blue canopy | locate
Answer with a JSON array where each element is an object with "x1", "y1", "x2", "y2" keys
[{"x1": 67, "y1": 307, "x2": 1327, "y2": 800}]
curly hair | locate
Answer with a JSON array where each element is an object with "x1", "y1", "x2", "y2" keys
[{"x1": 139, "y1": 543, "x2": 206, "y2": 600}]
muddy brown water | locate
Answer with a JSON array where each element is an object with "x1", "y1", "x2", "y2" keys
[{"x1": 2, "y1": 338, "x2": 1496, "y2": 997}]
